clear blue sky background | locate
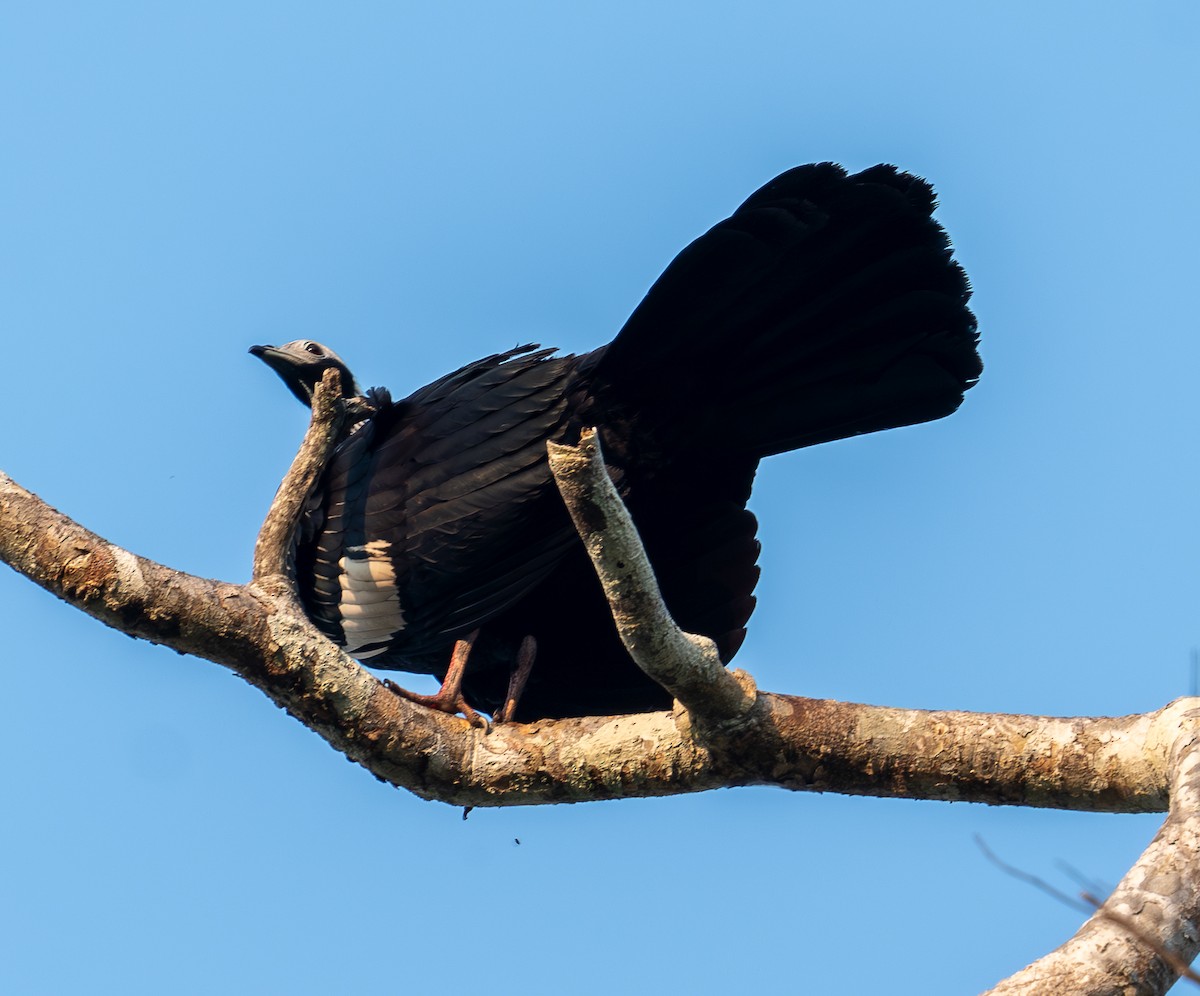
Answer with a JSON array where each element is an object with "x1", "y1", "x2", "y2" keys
[{"x1": 2, "y1": 4, "x2": 1198, "y2": 993}]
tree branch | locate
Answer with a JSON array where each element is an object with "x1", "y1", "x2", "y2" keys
[
  {"x1": 984, "y1": 706, "x2": 1200, "y2": 995},
  {"x1": 252, "y1": 366, "x2": 348, "y2": 593},
  {"x1": 547, "y1": 427, "x2": 757, "y2": 730},
  {"x1": 0, "y1": 446, "x2": 1188, "y2": 813}
]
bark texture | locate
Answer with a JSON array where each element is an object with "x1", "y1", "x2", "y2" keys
[
  {"x1": 2, "y1": 372, "x2": 1198, "y2": 993},
  {"x1": 986, "y1": 710, "x2": 1200, "y2": 994}
]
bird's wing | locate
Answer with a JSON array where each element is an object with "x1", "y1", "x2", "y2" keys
[{"x1": 297, "y1": 346, "x2": 583, "y2": 662}]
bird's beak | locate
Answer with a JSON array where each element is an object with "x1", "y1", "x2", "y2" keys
[
  {"x1": 250, "y1": 343, "x2": 317, "y2": 406},
  {"x1": 249, "y1": 344, "x2": 292, "y2": 373}
]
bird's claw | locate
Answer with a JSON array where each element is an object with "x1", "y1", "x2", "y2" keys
[{"x1": 385, "y1": 679, "x2": 491, "y2": 730}]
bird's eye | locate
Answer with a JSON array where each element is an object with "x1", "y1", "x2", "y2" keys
[{"x1": 304, "y1": 342, "x2": 324, "y2": 356}]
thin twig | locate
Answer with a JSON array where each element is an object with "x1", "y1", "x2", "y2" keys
[{"x1": 975, "y1": 835, "x2": 1090, "y2": 913}]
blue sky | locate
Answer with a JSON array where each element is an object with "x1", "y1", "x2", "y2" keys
[{"x1": 2, "y1": 3, "x2": 1198, "y2": 993}]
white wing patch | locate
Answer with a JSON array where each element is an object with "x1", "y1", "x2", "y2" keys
[{"x1": 338, "y1": 540, "x2": 405, "y2": 657}]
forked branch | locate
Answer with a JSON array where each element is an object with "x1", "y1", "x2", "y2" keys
[{"x1": 982, "y1": 709, "x2": 1200, "y2": 994}]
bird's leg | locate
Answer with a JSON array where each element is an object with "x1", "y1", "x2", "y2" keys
[
  {"x1": 385, "y1": 629, "x2": 489, "y2": 729},
  {"x1": 494, "y1": 635, "x2": 537, "y2": 724}
]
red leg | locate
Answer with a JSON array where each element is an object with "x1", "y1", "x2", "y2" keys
[{"x1": 494, "y1": 635, "x2": 537, "y2": 724}]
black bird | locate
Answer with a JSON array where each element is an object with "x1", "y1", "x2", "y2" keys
[{"x1": 253, "y1": 163, "x2": 980, "y2": 722}]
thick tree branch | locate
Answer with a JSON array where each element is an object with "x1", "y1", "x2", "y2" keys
[{"x1": 0, "y1": 450, "x2": 1188, "y2": 813}]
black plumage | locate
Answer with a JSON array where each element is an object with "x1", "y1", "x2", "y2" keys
[{"x1": 252, "y1": 163, "x2": 981, "y2": 721}]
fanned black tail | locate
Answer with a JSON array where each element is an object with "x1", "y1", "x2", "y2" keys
[{"x1": 590, "y1": 163, "x2": 980, "y2": 458}]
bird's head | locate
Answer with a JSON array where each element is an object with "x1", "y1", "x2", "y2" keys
[{"x1": 250, "y1": 340, "x2": 362, "y2": 407}]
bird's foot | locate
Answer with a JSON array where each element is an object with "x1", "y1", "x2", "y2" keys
[
  {"x1": 493, "y1": 635, "x2": 537, "y2": 724},
  {"x1": 386, "y1": 681, "x2": 490, "y2": 730},
  {"x1": 384, "y1": 629, "x2": 490, "y2": 730}
]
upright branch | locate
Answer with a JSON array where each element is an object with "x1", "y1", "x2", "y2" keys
[
  {"x1": 547, "y1": 427, "x2": 757, "y2": 730},
  {"x1": 252, "y1": 366, "x2": 348, "y2": 592}
]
